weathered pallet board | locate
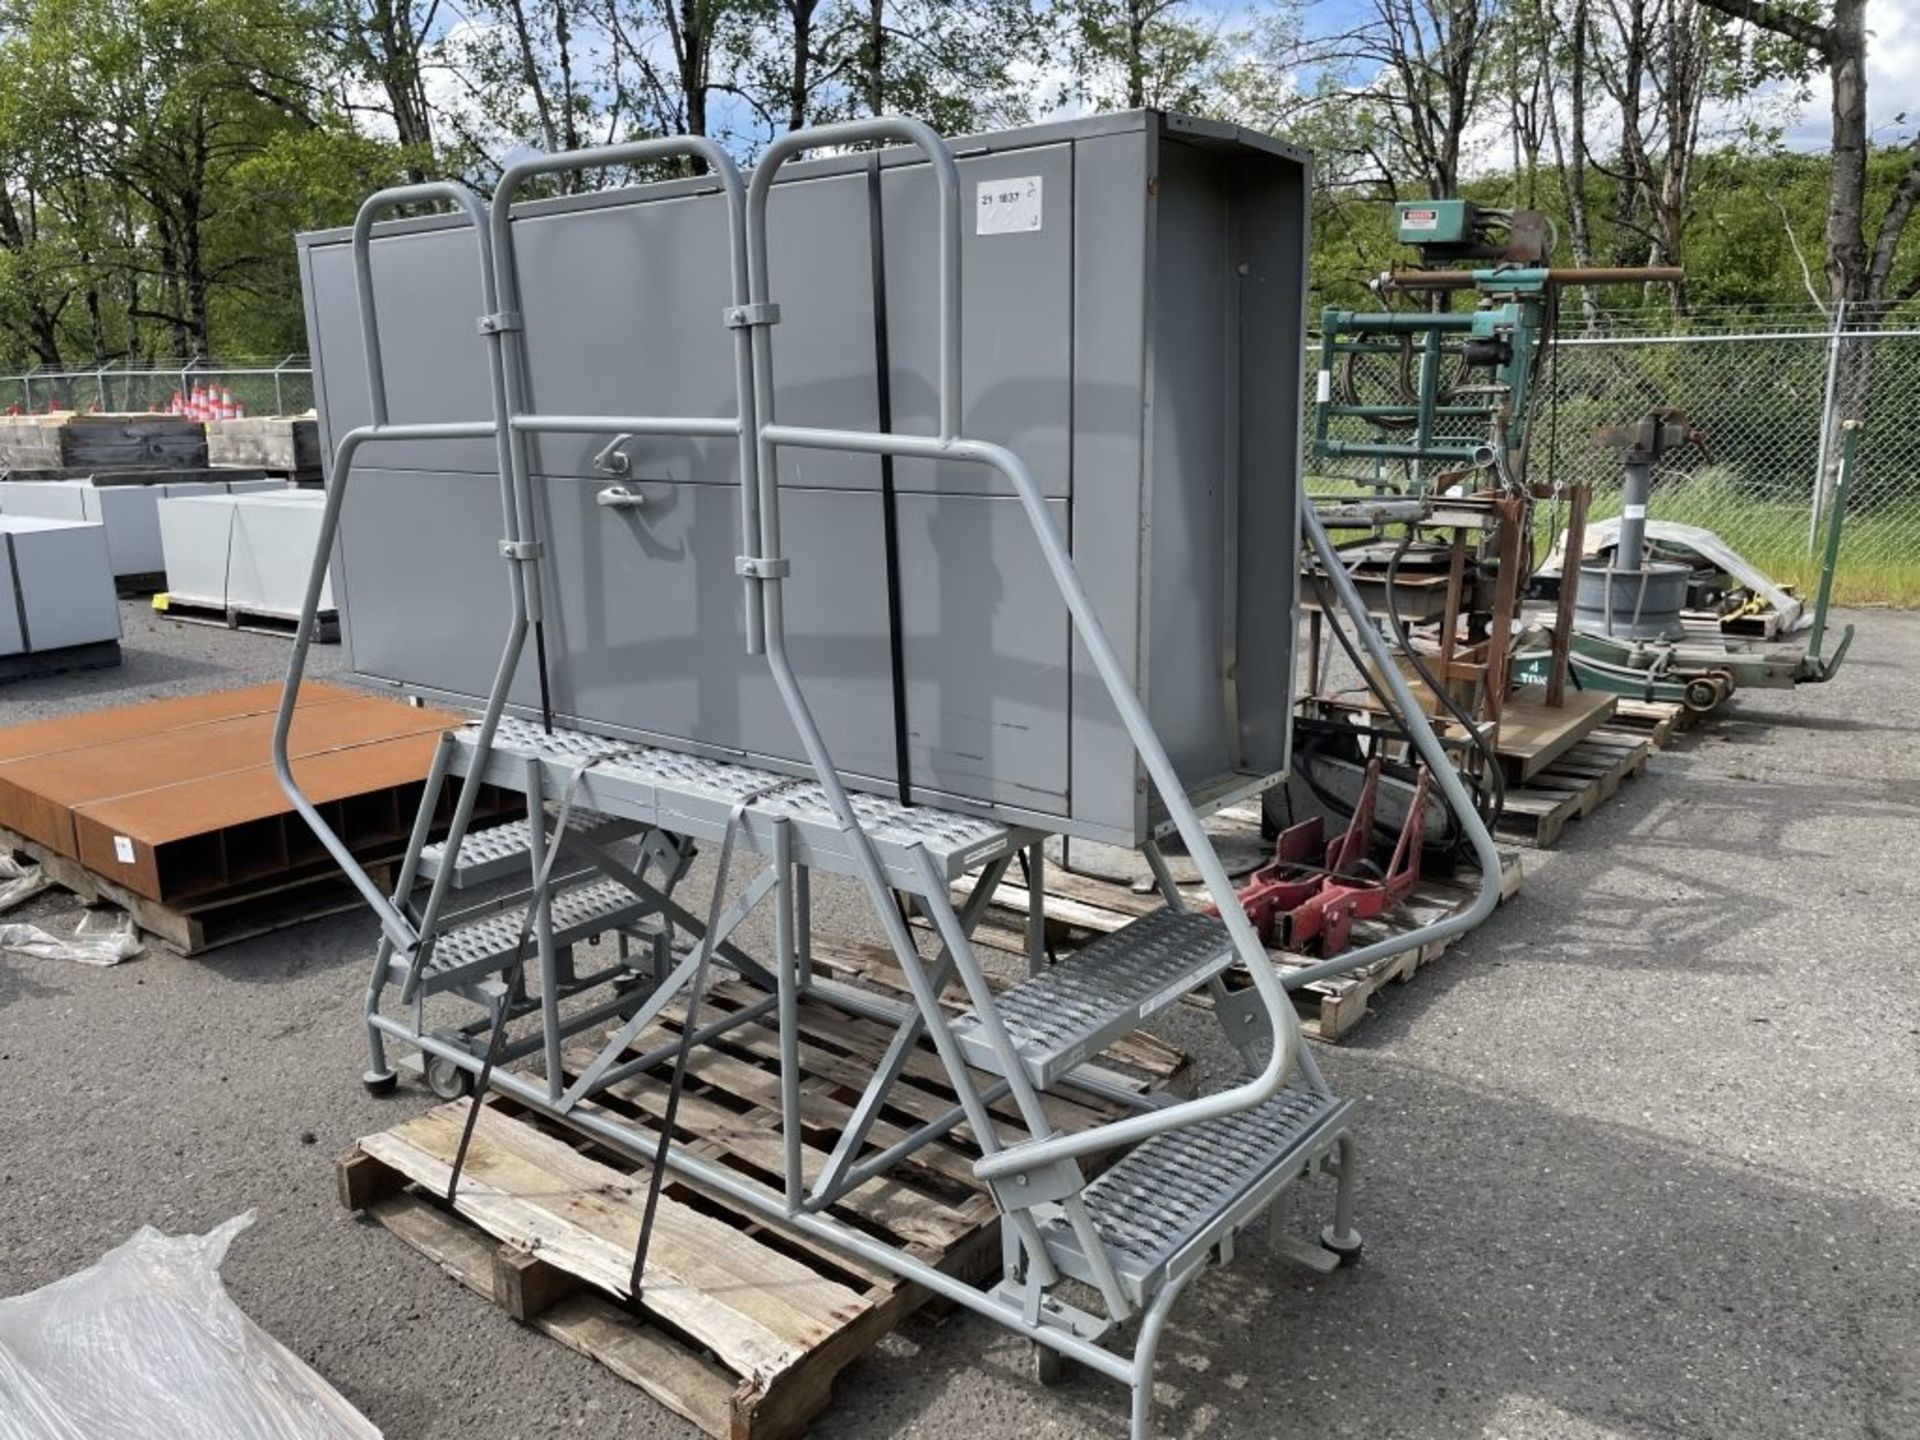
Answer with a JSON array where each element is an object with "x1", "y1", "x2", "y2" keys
[
  {"x1": 343, "y1": 976, "x2": 1177, "y2": 1440},
  {"x1": 1493, "y1": 731, "x2": 1653, "y2": 849},
  {"x1": 1610, "y1": 698, "x2": 1694, "y2": 748},
  {"x1": 154, "y1": 594, "x2": 337, "y2": 643},
  {"x1": 0, "y1": 819, "x2": 394, "y2": 953}
]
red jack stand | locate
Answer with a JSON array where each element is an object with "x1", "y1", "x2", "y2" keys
[{"x1": 1221, "y1": 760, "x2": 1432, "y2": 957}]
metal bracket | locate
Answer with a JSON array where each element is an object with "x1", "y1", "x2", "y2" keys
[
  {"x1": 498, "y1": 539, "x2": 545, "y2": 560},
  {"x1": 723, "y1": 302, "x2": 781, "y2": 330},
  {"x1": 476, "y1": 310, "x2": 524, "y2": 335},
  {"x1": 735, "y1": 555, "x2": 791, "y2": 579},
  {"x1": 986, "y1": 1157, "x2": 1086, "y2": 1212}
]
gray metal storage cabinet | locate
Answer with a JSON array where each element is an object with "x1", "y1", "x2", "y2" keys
[{"x1": 297, "y1": 110, "x2": 1308, "y2": 845}]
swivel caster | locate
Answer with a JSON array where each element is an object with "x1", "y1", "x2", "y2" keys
[
  {"x1": 1320, "y1": 1224, "x2": 1365, "y2": 1266},
  {"x1": 362, "y1": 1070, "x2": 398, "y2": 1097},
  {"x1": 426, "y1": 1052, "x2": 475, "y2": 1101},
  {"x1": 1031, "y1": 1340, "x2": 1067, "y2": 1386}
]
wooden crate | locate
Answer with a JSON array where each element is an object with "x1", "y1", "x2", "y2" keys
[
  {"x1": 1493, "y1": 731, "x2": 1653, "y2": 848},
  {"x1": 207, "y1": 416, "x2": 322, "y2": 480},
  {"x1": 342, "y1": 977, "x2": 1181, "y2": 1440}
]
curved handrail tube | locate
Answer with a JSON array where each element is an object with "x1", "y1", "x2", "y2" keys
[
  {"x1": 488, "y1": 137, "x2": 763, "y2": 648},
  {"x1": 745, "y1": 118, "x2": 960, "y2": 444},
  {"x1": 758, "y1": 420, "x2": 1303, "y2": 1181},
  {"x1": 350, "y1": 182, "x2": 497, "y2": 428},
  {"x1": 273, "y1": 422, "x2": 489, "y2": 951},
  {"x1": 1274, "y1": 507, "x2": 1504, "y2": 989}
]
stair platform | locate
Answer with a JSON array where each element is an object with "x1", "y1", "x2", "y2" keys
[
  {"x1": 449, "y1": 717, "x2": 1028, "y2": 891},
  {"x1": 416, "y1": 809, "x2": 641, "y2": 888},
  {"x1": 1039, "y1": 1085, "x2": 1350, "y2": 1303},
  {"x1": 393, "y1": 875, "x2": 653, "y2": 994},
  {"x1": 950, "y1": 909, "x2": 1235, "y2": 1089}
]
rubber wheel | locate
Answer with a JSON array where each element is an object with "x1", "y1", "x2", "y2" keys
[
  {"x1": 1031, "y1": 1340, "x2": 1066, "y2": 1386},
  {"x1": 426, "y1": 1053, "x2": 474, "y2": 1101},
  {"x1": 1320, "y1": 1224, "x2": 1365, "y2": 1267},
  {"x1": 1682, "y1": 677, "x2": 1720, "y2": 713}
]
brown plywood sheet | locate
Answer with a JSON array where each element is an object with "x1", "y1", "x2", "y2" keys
[
  {"x1": 0, "y1": 689, "x2": 459, "y2": 858},
  {"x1": 0, "y1": 681, "x2": 358, "y2": 765},
  {"x1": 72, "y1": 732, "x2": 450, "y2": 900}
]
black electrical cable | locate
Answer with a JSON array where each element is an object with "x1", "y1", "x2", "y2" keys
[{"x1": 865, "y1": 156, "x2": 914, "y2": 808}]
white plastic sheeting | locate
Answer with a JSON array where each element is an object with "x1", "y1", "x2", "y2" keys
[
  {"x1": 1544, "y1": 519, "x2": 1811, "y2": 633},
  {"x1": 0, "y1": 1212, "x2": 381, "y2": 1439},
  {"x1": 0, "y1": 911, "x2": 142, "y2": 966}
]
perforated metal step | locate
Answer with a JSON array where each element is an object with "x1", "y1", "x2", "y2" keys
[
  {"x1": 950, "y1": 909, "x2": 1237, "y2": 1088},
  {"x1": 417, "y1": 809, "x2": 640, "y2": 889},
  {"x1": 390, "y1": 876, "x2": 653, "y2": 995},
  {"x1": 447, "y1": 717, "x2": 1024, "y2": 890},
  {"x1": 1039, "y1": 1085, "x2": 1348, "y2": 1302}
]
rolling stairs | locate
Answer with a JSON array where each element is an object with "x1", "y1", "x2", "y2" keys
[{"x1": 366, "y1": 714, "x2": 1360, "y2": 1440}]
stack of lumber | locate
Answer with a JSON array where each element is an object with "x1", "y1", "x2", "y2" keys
[
  {"x1": 207, "y1": 416, "x2": 323, "y2": 485},
  {"x1": 0, "y1": 413, "x2": 207, "y2": 471},
  {"x1": 0, "y1": 683, "x2": 516, "y2": 951}
]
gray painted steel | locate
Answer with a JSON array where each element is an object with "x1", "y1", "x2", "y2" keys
[{"x1": 296, "y1": 111, "x2": 1310, "y2": 845}]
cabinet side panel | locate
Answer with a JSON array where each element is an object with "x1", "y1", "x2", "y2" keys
[{"x1": 1067, "y1": 131, "x2": 1152, "y2": 839}]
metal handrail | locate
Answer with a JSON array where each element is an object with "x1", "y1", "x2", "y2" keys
[
  {"x1": 274, "y1": 181, "x2": 512, "y2": 956},
  {"x1": 739, "y1": 119, "x2": 1309, "y2": 1184}
]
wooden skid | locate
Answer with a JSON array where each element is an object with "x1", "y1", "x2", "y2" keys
[
  {"x1": 1266, "y1": 853, "x2": 1524, "y2": 1042},
  {"x1": 946, "y1": 846, "x2": 1523, "y2": 1046},
  {"x1": 340, "y1": 978, "x2": 1167, "y2": 1440},
  {"x1": 1609, "y1": 698, "x2": 1695, "y2": 748},
  {"x1": 1493, "y1": 731, "x2": 1653, "y2": 849},
  {"x1": 0, "y1": 819, "x2": 394, "y2": 953},
  {"x1": 155, "y1": 595, "x2": 338, "y2": 642}
]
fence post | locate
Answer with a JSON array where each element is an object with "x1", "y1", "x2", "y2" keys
[{"x1": 1809, "y1": 299, "x2": 1846, "y2": 551}]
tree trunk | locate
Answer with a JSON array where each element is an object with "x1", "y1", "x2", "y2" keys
[
  {"x1": 1127, "y1": 0, "x2": 1146, "y2": 108},
  {"x1": 867, "y1": 0, "x2": 885, "y2": 114},
  {"x1": 788, "y1": 0, "x2": 813, "y2": 130}
]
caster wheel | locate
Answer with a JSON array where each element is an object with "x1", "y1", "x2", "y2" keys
[
  {"x1": 1031, "y1": 1340, "x2": 1066, "y2": 1386},
  {"x1": 1320, "y1": 1225, "x2": 1365, "y2": 1266},
  {"x1": 362, "y1": 1070, "x2": 398, "y2": 1097},
  {"x1": 426, "y1": 1053, "x2": 474, "y2": 1101},
  {"x1": 1682, "y1": 677, "x2": 1719, "y2": 713}
]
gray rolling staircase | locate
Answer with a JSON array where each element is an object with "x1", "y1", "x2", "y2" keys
[{"x1": 952, "y1": 905, "x2": 1359, "y2": 1338}]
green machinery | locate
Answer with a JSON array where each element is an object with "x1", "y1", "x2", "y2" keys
[{"x1": 1518, "y1": 417, "x2": 1860, "y2": 711}]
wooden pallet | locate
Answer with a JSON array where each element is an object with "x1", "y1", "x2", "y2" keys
[
  {"x1": 341, "y1": 978, "x2": 1182, "y2": 1440},
  {"x1": 945, "y1": 845, "x2": 1524, "y2": 1045},
  {"x1": 0, "y1": 819, "x2": 395, "y2": 952},
  {"x1": 154, "y1": 593, "x2": 337, "y2": 642},
  {"x1": 1609, "y1": 698, "x2": 1697, "y2": 748},
  {"x1": 1492, "y1": 730, "x2": 1653, "y2": 849}
]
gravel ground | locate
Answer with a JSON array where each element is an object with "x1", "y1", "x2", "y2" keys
[{"x1": 1, "y1": 598, "x2": 1915, "y2": 1440}]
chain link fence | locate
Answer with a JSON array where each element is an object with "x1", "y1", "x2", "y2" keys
[
  {"x1": 0, "y1": 359, "x2": 315, "y2": 421},
  {"x1": 1311, "y1": 310, "x2": 1920, "y2": 606}
]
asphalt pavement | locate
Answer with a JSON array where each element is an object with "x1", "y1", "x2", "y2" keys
[{"x1": 0, "y1": 599, "x2": 1914, "y2": 1439}]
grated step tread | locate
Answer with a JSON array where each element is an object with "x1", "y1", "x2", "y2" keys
[
  {"x1": 952, "y1": 910, "x2": 1236, "y2": 1087},
  {"x1": 418, "y1": 808, "x2": 636, "y2": 888},
  {"x1": 1039, "y1": 1084, "x2": 1346, "y2": 1300},
  {"x1": 407, "y1": 877, "x2": 649, "y2": 989}
]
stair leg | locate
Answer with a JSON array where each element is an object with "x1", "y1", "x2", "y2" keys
[
  {"x1": 1129, "y1": 1269, "x2": 1195, "y2": 1440},
  {"x1": 1319, "y1": 1130, "x2": 1364, "y2": 1264},
  {"x1": 363, "y1": 936, "x2": 397, "y2": 1092}
]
